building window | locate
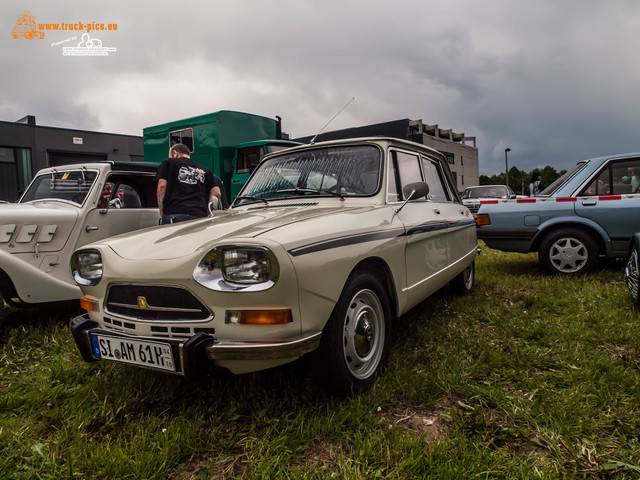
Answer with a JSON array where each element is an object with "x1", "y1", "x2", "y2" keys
[
  {"x1": 0, "y1": 147, "x2": 18, "y2": 202},
  {"x1": 440, "y1": 152, "x2": 454, "y2": 164},
  {"x1": 169, "y1": 128, "x2": 194, "y2": 152}
]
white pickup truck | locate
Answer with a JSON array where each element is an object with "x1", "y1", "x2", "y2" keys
[{"x1": 0, "y1": 162, "x2": 160, "y2": 320}]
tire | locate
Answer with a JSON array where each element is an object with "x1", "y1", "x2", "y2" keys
[
  {"x1": 316, "y1": 272, "x2": 392, "y2": 395},
  {"x1": 538, "y1": 228, "x2": 599, "y2": 275},
  {"x1": 450, "y1": 261, "x2": 475, "y2": 296},
  {"x1": 0, "y1": 291, "x2": 4, "y2": 323},
  {"x1": 625, "y1": 244, "x2": 640, "y2": 307}
]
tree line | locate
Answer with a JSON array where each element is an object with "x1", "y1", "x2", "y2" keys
[{"x1": 479, "y1": 165, "x2": 567, "y2": 196}]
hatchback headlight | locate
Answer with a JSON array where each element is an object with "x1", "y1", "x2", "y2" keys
[
  {"x1": 71, "y1": 249, "x2": 103, "y2": 286},
  {"x1": 194, "y1": 245, "x2": 279, "y2": 291}
]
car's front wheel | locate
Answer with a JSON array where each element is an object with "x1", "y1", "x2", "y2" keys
[
  {"x1": 539, "y1": 228, "x2": 599, "y2": 275},
  {"x1": 316, "y1": 272, "x2": 391, "y2": 395},
  {"x1": 625, "y1": 244, "x2": 640, "y2": 307}
]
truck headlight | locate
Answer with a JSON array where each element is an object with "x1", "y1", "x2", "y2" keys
[
  {"x1": 71, "y1": 249, "x2": 103, "y2": 286},
  {"x1": 194, "y1": 245, "x2": 279, "y2": 291}
]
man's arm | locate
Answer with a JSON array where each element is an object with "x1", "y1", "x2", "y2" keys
[
  {"x1": 157, "y1": 179, "x2": 167, "y2": 215},
  {"x1": 209, "y1": 186, "x2": 222, "y2": 202}
]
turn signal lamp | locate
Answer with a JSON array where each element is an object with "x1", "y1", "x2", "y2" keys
[
  {"x1": 80, "y1": 295, "x2": 100, "y2": 312},
  {"x1": 225, "y1": 309, "x2": 293, "y2": 325},
  {"x1": 476, "y1": 214, "x2": 491, "y2": 226}
]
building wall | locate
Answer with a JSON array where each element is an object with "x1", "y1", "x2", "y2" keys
[
  {"x1": 419, "y1": 134, "x2": 479, "y2": 193},
  {"x1": 0, "y1": 117, "x2": 143, "y2": 201}
]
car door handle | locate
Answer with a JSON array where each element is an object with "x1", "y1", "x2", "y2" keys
[
  {"x1": 582, "y1": 200, "x2": 597, "y2": 206},
  {"x1": 433, "y1": 208, "x2": 441, "y2": 214},
  {"x1": 85, "y1": 226, "x2": 99, "y2": 232}
]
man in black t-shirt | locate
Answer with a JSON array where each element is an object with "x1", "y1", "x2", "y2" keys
[{"x1": 156, "y1": 143, "x2": 223, "y2": 224}]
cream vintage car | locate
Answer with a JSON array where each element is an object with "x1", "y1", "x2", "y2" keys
[
  {"x1": 70, "y1": 138, "x2": 477, "y2": 394},
  {"x1": 0, "y1": 162, "x2": 160, "y2": 321}
]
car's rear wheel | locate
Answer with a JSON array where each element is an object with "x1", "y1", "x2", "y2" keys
[
  {"x1": 450, "y1": 261, "x2": 475, "y2": 296},
  {"x1": 316, "y1": 272, "x2": 391, "y2": 395},
  {"x1": 0, "y1": 291, "x2": 4, "y2": 322},
  {"x1": 625, "y1": 244, "x2": 640, "y2": 307},
  {"x1": 539, "y1": 228, "x2": 599, "y2": 275}
]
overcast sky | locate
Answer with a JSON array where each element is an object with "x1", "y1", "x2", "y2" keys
[{"x1": 2, "y1": 0, "x2": 639, "y2": 175}]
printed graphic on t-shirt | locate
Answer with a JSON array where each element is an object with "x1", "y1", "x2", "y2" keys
[{"x1": 178, "y1": 166, "x2": 205, "y2": 185}]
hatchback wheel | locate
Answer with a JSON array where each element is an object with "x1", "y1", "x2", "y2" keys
[
  {"x1": 316, "y1": 272, "x2": 391, "y2": 395},
  {"x1": 450, "y1": 261, "x2": 475, "y2": 296}
]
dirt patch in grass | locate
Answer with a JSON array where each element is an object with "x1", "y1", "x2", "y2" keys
[
  {"x1": 176, "y1": 453, "x2": 247, "y2": 480},
  {"x1": 379, "y1": 398, "x2": 452, "y2": 444},
  {"x1": 304, "y1": 438, "x2": 344, "y2": 468}
]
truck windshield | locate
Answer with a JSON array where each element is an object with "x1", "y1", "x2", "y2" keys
[
  {"x1": 235, "y1": 145, "x2": 381, "y2": 205},
  {"x1": 20, "y1": 169, "x2": 98, "y2": 205}
]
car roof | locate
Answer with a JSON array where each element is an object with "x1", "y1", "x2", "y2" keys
[
  {"x1": 279, "y1": 136, "x2": 446, "y2": 161},
  {"x1": 34, "y1": 162, "x2": 159, "y2": 175}
]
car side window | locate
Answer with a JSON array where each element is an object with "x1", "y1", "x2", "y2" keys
[
  {"x1": 421, "y1": 156, "x2": 450, "y2": 202},
  {"x1": 387, "y1": 150, "x2": 422, "y2": 202},
  {"x1": 582, "y1": 158, "x2": 640, "y2": 195}
]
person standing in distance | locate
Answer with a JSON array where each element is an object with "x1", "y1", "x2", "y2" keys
[{"x1": 156, "y1": 143, "x2": 223, "y2": 225}]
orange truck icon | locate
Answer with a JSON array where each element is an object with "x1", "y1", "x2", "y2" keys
[{"x1": 12, "y1": 12, "x2": 44, "y2": 39}]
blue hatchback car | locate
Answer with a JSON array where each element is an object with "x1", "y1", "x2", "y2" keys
[{"x1": 477, "y1": 153, "x2": 640, "y2": 275}]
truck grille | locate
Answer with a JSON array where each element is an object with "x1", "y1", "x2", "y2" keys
[{"x1": 105, "y1": 284, "x2": 211, "y2": 321}]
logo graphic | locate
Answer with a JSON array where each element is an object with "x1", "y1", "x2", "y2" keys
[
  {"x1": 11, "y1": 11, "x2": 44, "y2": 39},
  {"x1": 62, "y1": 33, "x2": 116, "y2": 56},
  {"x1": 137, "y1": 296, "x2": 149, "y2": 309},
  {"x1": 178, "y1": 166, "x2": 205, "y2": 185}
]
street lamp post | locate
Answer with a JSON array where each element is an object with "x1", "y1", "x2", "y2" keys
[{"x1": 504, "y1": 148, "x2": 511, "y2": 187}]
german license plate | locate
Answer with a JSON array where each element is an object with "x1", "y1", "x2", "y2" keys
[{"x1": 90, "y1": 334, "x2": 176, "y2": 372}]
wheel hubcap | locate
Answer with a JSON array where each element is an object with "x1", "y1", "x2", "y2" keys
[
  {"x1": 549, "y1": 237, "x2": 588, "y2": 273},
  {"x1": 342, "y1": 289, "x2": 384, "y2": 380}
]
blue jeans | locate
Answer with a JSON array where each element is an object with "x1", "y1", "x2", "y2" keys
[{"x1": 161, "y1": 214, "x2": 200, "y2": 225}]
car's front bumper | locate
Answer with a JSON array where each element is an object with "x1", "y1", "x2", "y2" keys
[{"x1": 70, "y1": 314, "x2": 322, "y2": 379}]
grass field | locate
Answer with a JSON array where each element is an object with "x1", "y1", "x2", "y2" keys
[{"x1": 1, "y1": 246, "x2": 639, "y2": 479}]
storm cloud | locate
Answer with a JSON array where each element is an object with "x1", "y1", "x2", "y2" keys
[{"x1": 2, "y1": 0, "x2": 638, "y2": 174}]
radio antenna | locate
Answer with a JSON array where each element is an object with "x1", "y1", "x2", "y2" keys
[{"x1": 310, "y1": 97, "x2": 355, "y2": 144}]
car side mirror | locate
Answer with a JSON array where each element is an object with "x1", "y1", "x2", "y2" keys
[
  {"x1": 396, "y1": 182, "x2": 430, "y2": 213},
  {"x1": 402, "y1": 181, "x2": 430, "y2": 200}
]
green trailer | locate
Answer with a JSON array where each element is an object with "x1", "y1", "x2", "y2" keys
[{"x1": 143, "y1": 110, "x2": 299, "y2": 205}]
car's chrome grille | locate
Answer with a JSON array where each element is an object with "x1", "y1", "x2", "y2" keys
[{"x1": 105, "y1": 284, "x2": 211, "y2": 321}]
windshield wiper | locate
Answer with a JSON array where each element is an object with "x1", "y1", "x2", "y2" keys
[
  {"x1": 276, "y1": 187, "x2": 344, "y2": 200},
  {"x1": 234, "y1": 195, "x2": 269, "y2": 206}
]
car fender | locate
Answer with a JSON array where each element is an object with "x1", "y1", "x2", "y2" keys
[
  {"x1": 0, "y1": 248, "x2": 81, "y2": 304},
  {"x1": 531, "y1": 215, "x2": 609, "y2": 254}
]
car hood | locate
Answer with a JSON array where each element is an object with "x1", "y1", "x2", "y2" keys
[
  {"x1": 0, "y1": 202, "x2": 79, "y2": 252},
  {"x1": 101, "y1": 204, "x2": 367, "y2": 260}
]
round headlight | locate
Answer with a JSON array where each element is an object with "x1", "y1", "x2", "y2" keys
[
  {"x1": 193, "y1": 245, "x2": 279, "y2": 291},
  {"x1": 72, "y1": 249, "x2": 103, "y2": 286}
]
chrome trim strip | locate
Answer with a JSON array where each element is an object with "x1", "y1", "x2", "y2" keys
[
  {"x1": 206, "y1": 332, "x2": 322, "y2": 361},
  {"x1": 108, "y1": 302, "x2": 202, "y2": 313}
]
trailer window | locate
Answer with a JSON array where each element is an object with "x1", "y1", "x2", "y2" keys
[{"x1": 169, "y1": 128, "x2": 194, "y2": 152}]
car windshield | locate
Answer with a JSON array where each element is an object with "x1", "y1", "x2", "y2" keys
[
  {"x1": 539, "y1": 162, "x2": 587, "y2": 196},
  {"x1": 463, "y1": 186, "x2": 509, "y2": 199},
  {"x1": 235, "y1": 145, "x2": 381, "y2": 205},
  {"x1": 20, "y1": 168, "x2": 98, "y2": 205}
]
